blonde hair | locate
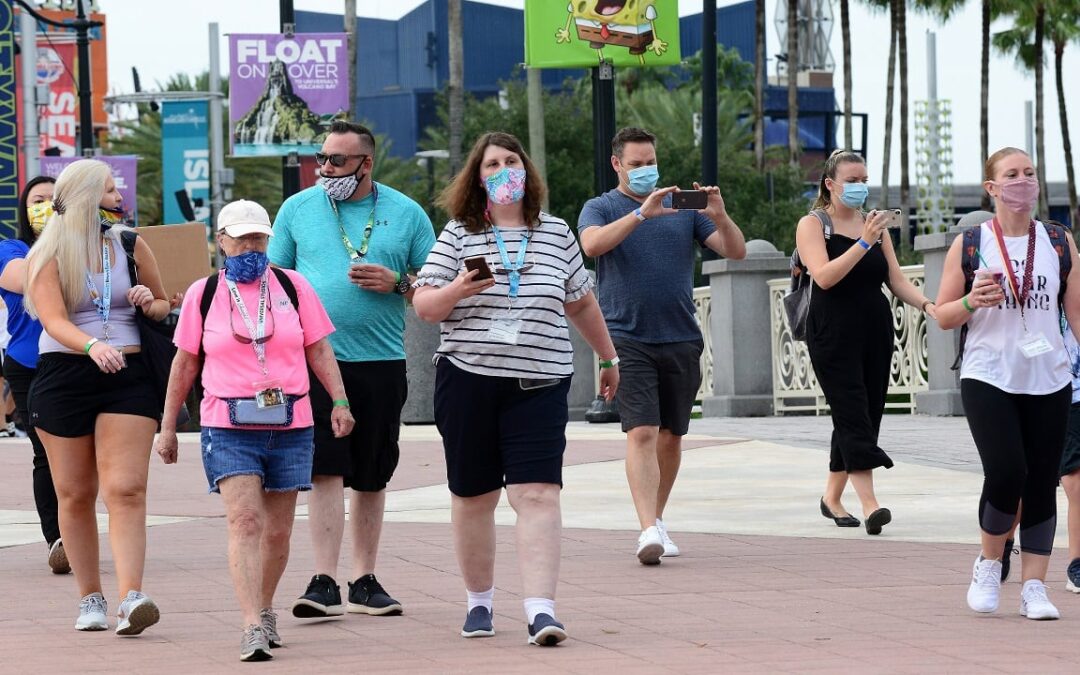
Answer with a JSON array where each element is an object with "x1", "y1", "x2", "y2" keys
[
  {"x1": 984, "y1": 146, "x2": 1028, "y2": 182},
  {"x1": 812, "y1": 149, "x2": 865, "y2": 211},
  {"x1": 24, "y1": 160, "x2": 127, "y2": 317}
]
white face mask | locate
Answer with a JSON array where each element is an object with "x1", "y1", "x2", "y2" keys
[{"x1": 318, "y1": 173, "x2": 360, "y2": 201}]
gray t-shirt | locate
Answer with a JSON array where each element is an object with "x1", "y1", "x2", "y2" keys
[{"x1": 577, "y1": 189, "x2": 714, "y2": 344}]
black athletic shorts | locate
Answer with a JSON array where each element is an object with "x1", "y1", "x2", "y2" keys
[
  {"x1": 612, "y1": 337, "x2": 703, "y2": 435},
  {"x1": 309, "y1": 359, "x2": 407, "y2": 492},
  {"x1": 434, "y1": 358, "x2": 571, "y2": 498},
  {"x1": 28, "y1": 352, "x2": 160, "y2": 437},
  {"x1": 1062, "y1": 402, "x2": 1080, "y2": 478}
]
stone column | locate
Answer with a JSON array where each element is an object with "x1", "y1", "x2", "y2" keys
[
  {"x1": 914, "y1": 228, "x2": 965, "y2": 415},
  {"x1": 402, "y1": 307, "x2": 441, "y2": 424},
  {"x1": 702, "y1": 240, "x2": 790, "y2": 417}
]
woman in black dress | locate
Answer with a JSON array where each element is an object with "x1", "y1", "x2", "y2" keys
[{"x1": 794, "y1": 150, "x2": 937, "y2": 535}]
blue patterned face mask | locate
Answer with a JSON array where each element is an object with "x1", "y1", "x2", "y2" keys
[
  {"x1": 626, "y1": 165, "x2": 659, "y2": 196},
  {"x1": 223, "y1": 251, "x2": 270, "y2": 283}
]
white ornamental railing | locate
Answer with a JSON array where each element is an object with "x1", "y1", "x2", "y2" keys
[
  {"x1": 693, "y1": 286, "x2": 713, "y2": 401},
  {"x1": 765, "y1": 265, "x2": 929, "y2": 415}
]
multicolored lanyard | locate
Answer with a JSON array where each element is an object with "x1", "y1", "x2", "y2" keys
[
  {"x1": 990, "y1": 217, "x2": 1036, "y2": 331},
  {"x1": 85, "y1": 239, "x2": 112, "y2": 342},
  {"x1": 225, "y1": 273, "x2": 270, "y2": 377},
  {"x1": 491, "y1": 224, "x2": 529, "y2": 301},
  {"x1": 329, "y1": 183, "x2": 378, "y2": 262}
]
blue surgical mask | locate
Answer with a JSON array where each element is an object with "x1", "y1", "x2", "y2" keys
[
  {"x1": 223, "y1": 251, "x2": 270, "y2": 283},
  {"x1": 838, "y1": 182, "x2": 869, "y2": 208},
  {"x1": 626, "y1": 165, "x2": 659, "y2": 196}
]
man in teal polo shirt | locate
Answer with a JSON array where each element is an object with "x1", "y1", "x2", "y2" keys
[{"x1": 270, "y1": 120, "x2": 436, "y2": 620}]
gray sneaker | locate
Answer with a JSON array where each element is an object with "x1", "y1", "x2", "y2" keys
[
  {"x1": 75, "y1": 592, "x2": 108, "y2": 631},
  {"x1": 240, "y1": 624, "x2": 273, "y2": 662},
  {"x1": 115, "y1": 590, "x2": 160, "y2": 636},
  {"x1": 260, "y1": 608, "x2": 282, "y2": 648}
]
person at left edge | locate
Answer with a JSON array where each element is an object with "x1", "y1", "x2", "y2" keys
[{"x1": 269, "y1": 120, "x2": 437, "y2": 619}]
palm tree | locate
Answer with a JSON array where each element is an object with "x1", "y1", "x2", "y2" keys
[
  {"x1": 1049, "y1": 0, "x2": 1080, "y2": 223},
  {"x1": 840, "y1": 0, "x2": 853, "y2": 149},
  {"x1": 448, "y1": 0, "x2": 464, "y2": 177},
  {"x1": 1034, "y1": 2, "x2": 1048, "y2": 220},
  {"x1": 981, "y1": 0, "x2": 991, "y2": 210},
  {"x1": 879, "y1": 0, "x2": 897, "y2": 208},
  {"x1": 786, "y1": 0, "x2": 799, "y2": 166},
  {"x1": 754, "y1": 0, "x2": 766, "y2": 169}
]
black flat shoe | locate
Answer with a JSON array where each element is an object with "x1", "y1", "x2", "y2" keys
[
  {"x1": 820, "y1": 498, "x2": 860, "y2": 527},
  {"x1": 865, "y1": 508, "x2": 892, "y2": 535}
]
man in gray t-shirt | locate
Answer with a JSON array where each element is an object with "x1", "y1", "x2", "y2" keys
[{"x1": 577, "y1": 127, "x2": 746, "y2": 565}]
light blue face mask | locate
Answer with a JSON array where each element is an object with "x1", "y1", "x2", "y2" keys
[
  {"x1": 838, "y1": 182, "x2": 869, "y2": 208},
  {"x1": 626, "y1": 165, "x2": 659, "y2": 196}
]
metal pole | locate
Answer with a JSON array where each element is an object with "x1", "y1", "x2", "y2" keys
[
  {"x1": 592, "y1": 63, "x2": 617, "y2": 195},
  {"x1": 280, "y1": 0, "x2": 300, "y2": 199},
  {"x1": 1025, "y1": 100, "x2": 1034, "y2": 157},
  {"x1": 345, "y1": 0, "x2": 356, "y2": 118},
  {"x1": 75, "y1": 0, "x2": 94, "y2": 155},
  {"x1": 209, "y1": 22, "x2": 225, "y2": 268},
  {"x1": 19, "y1": 8, "x2": 40, "y2": 177},
  {"x1": 701, "y1": 0, "x2": 717, "y2": 186}
]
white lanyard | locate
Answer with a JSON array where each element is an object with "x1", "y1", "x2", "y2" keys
[
  {"x1": 225, "y1": 273, "x2": 270, "y2": 376},
  {"x1": 84, "y1": 239, "x2": 112, "y2": 342}
]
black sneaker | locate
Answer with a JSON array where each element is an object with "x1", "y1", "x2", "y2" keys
[
  {"x1": 1001, "y1": 538, "x2": 1017, "y2": 583},
  {"x1": 460, "y1": 606, "x2": 494, "y2": 638},
  {"x1": 347, "y1": 574, "x2": 403, "y2": 615},
  {"x1": 291, "y1": 574, "x2": 344, "y2": 618},
  {"x1": 527, "y1": 612, "x2": 567, "y2": 646},
  {"x1": 1066, "y1": 558, "x2": 1080, "y2": 593}
]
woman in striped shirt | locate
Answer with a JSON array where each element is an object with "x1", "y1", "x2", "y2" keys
[{"x1": 414, "y1": 131, "x2": 618, "y2": 646}]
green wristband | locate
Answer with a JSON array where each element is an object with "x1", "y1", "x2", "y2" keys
[
  {"x1": 84, "y1": 338, "x2": 99, "y2": 354},
  {"x1": 332, "y1": 399, "x2": 350, "y2": 408},
  {"x1": 962, "y1": 295, "x2": 976, "y2": 313},
  {"x1": 394, "y1": 271, "x2": 401, "y2": 284}
]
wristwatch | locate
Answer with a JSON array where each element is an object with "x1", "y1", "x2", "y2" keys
[{"x1": 393, "y1": 272, "x2": 411, "y2": 295}]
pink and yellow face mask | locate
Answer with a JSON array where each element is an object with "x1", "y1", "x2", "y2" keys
[{"x1": 28, "y1": 201, "x2": 54, "y2": 235}]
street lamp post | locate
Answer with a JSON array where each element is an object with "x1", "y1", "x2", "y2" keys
[{"x1": 73, "y1": 0, "x2": 93, "y2": 155}]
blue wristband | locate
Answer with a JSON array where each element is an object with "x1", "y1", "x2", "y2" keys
[{"x1": 856, "y1": 238, "x2": 871, "y2": 250}]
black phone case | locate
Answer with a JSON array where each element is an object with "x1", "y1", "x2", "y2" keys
[
  {"x1": 672, "y1": 191, "x2": 708, "y2": 210},
  {"x1": 464, "y1": 257, "x2": 493, "y2": 279}
]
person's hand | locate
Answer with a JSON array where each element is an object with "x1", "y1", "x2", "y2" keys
[
  {"x1": 331, "y1": 406, "x2": 355, "y2": 438},
  {"x1": 88, "y1": 341, "x2": 126, "y2": 373},
  {"x1": 860, "y1": 210, "x2": 889, "y2": 247},
  {"x1": 599, "y1": 365, "x2": 619, "y2": 402},
  {"x1": 923, "y1": 302, "x2": 939, "y2": 321},
  {"x1": 155, "y1": 430, "x2": 178, "y2": 464},
  {"x1": 348, "y1": 263, "x2": 396, "y2": 293},
  {"x1": 169, "y1": 291, "x2": 184, "y2": 310},
  {"x1": 969, "y1": 273, "x2": 1005, "y2": 308},
  {"x1": 450, "y1": 268, "x2": 496, "y2": 301},
  {"x1": 639, "y1": 185, "x2": 679, "y2": 220},
  {"x1": 127, "y1": 284, "x2": 155, "y2": 312},
  {"x1": 693, "y1": 182, "x2": 728, "y2": 221}
]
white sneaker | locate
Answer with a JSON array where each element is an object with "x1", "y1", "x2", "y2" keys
[
  {"x1": 636, "y1": 526, "x2": 664, "y2": 565},
  {"x1": 116, "y1": 590, "x2": 160, "y2": 635},
  {"x1": 966, "y1": 556, "x2": 1002, "y2": 613},
  {"x1": 656, "y1": 519, "x2": 680, "y2": 557},
  {"x1": 75, "y1": 592, "x2": 108, "y2": 631},
  {"x1": 1020, "y1": 580, "x2": 1060, "y2": 620}
]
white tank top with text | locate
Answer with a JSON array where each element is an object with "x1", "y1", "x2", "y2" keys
[{"x1": 959, "y1": 220, "x2": 1071, "y2": 394}]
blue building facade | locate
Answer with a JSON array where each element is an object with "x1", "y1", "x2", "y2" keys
[{"x1": 297, "y1": 1, "x2": 837, "y2": 158}]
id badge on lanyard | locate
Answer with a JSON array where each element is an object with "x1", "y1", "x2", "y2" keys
[{"x1": 488, "y1": 225, "x2": 528, "y2": 345}]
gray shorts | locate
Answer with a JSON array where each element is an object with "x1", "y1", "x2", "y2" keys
[{"x1": 612, "y1": 337, "x2": 703, "y2": 435}]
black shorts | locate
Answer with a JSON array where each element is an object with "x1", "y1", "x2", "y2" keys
[
  {"x1": 612, "y1": 337, "x2": 703, "y2": 435},
  {"x1": 28, "y1": 352, "x2": 161, "y2": 437},
  {"x1": 1062, "y1": 402, "x2": 1080, "y2": 477},
  {"x1": 434, "y1": 358, "x2": 571, "y2": 498},
  {"x1": 309, "y1": 359, "x2": 407, "y2": 492}
]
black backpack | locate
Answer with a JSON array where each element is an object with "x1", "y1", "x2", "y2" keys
[
  {"x1": 951, "y1": 221, "x2": 1072, "y2": 369},
  {"x1": 783, "y1": 210, "x2": 833, "y2": 341}
]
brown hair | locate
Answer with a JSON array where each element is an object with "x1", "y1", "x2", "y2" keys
[
  {"x1": 611, "y1": 127, "x2": 656, "y2": 158},
  {"x1": 812, "y1": 149, "x2": 866, "y2": 211},
  {"x1": 329, "y1": 119, "x2": 376, "y2": 154},
  {"x1": 436, "y1": 132, "x2": 546, "y2": 233},
  {"x1": 984, "y1": 146, "x2": 1028, "y2": 182}
]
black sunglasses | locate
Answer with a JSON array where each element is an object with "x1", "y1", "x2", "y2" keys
[
  {"x1": 229, "y1": 295, "x2": 276, "y2": 345},
  {"x1": 315, "y1": 152, "x2": 368, "y2": 167}
]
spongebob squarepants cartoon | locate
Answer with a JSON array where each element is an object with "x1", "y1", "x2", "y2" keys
[{"x1": 555, "y1": 1, "x2": 668, "y2": 65}]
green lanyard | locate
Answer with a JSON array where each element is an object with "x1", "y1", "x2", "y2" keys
[{"x1": 330, "y1": 184, "x2": 378, "y2": 262}]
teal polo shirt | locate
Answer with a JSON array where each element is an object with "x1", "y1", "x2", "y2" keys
[{"x1": 269, "y1": 183, "x2": 436, "y2": 362}]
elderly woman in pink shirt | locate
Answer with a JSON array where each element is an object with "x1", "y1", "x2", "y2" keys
[{"x1": 155, "y1": 200, "x2": 353, "y2": 662}]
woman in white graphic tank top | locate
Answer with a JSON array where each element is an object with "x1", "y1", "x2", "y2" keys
[{"x1": 937, "y1": 148, "x2": 1080, "y2": 620}]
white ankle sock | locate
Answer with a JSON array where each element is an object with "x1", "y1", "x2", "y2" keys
[
  {"x1": 467, "y1": 587, "x2": 494, "y2": 612},
  {"x1": 523, "y1": 597, "x2": 555, "y2": 624}
]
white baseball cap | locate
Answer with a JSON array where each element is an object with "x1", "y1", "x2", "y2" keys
[{"x1": 217, "y1": 200, "x2": 274, "y2": 237}]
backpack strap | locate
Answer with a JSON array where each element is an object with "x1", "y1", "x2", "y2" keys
[
  {"x1": 809, "y1": 209, "x2": 833, "y2": 240},
  {"x1": 1043, "y1": 221, "x2": 1072, "y2": 309},
  {"x1": 951, "y1": 226, "x2": 982, "y2": 371},
  {"x1": 119, "y1": 229, "x2": 139, "y2": 284}
]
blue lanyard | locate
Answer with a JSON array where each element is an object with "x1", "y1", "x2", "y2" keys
[
  {"x1": 491, "y1": 225, "x2": 529, "y2": 300},
  {"x1": 84, "y1": 239, "x2": 112, "y2": 342}
]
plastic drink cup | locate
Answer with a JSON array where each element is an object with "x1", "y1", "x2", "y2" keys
[{"x1": 977, "y1": 266, "x2": 1005, "y2": 292}]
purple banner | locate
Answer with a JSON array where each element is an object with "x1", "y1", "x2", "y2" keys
[
  {"x1": 39, "y1": 155, "x2": 139, "y2": 224},
  {"x1": 229, "y1": 33, "x2": 349, "y2": 157}
]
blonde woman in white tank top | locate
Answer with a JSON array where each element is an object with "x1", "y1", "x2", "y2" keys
[{"x1": 937, "y1": 148, "x2": 1080, "y2": 620}]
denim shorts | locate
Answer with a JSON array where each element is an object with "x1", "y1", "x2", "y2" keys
[{"x1": 200, "y1": 426, "x2": 315, "y2": 494}]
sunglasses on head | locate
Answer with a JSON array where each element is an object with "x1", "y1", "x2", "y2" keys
[{"x1": 315, "y1": 152, "x2": 367, "y2": 167}]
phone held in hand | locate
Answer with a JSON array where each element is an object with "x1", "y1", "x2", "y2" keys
[
  {"x1": 874, "y1": 208, "x2": 903, "y2": 229},
  {"x1": 463, "y1": 256, "x2": 493, "y2": 280},
  {"x1": 671, "y1": 190, "x2": 709, "y2": 210}
]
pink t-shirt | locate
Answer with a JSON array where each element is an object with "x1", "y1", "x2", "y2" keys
[{"x1": 174, "y1": 270, "x2": 335, "y2": 429}]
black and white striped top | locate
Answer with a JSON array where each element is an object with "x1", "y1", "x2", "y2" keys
[{"x1": 415, "y1": 214, "x2": 594, "y2": 379}]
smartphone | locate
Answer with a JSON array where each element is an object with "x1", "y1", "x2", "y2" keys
[
  {"x1": 671, "y1": 190, "x2": 709, "y2": 210},
  {"x1": 875, "y1": 208, "x2": 903, "y2": 229},
  {"x1": 463, "y1": 256, "x2": 493, "y2": 280}
]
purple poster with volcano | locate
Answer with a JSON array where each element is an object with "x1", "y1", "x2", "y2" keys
[
  {"x1": 40, "y1": 155, "x2": 139, "y2": 225},
  {"x1": 229, "y1": 33, "x2": 349, "y2": 157}
]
